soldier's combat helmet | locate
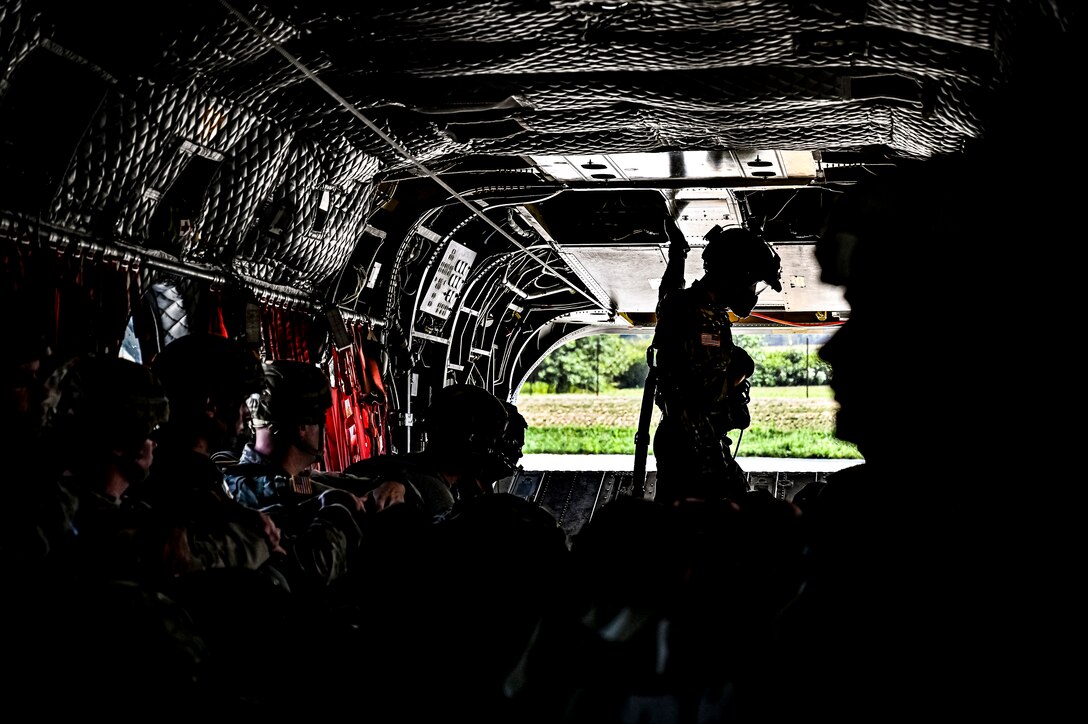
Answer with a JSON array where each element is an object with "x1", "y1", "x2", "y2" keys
[
  {"x1": 47, "y1": 354, "x2": 170, "y2": 460},
  {"x1": 151, "y1": 334, "x2": 264, "y2": 408},
  {"x1": 148, "y1": 334, "x2": 264, "y2": 456},
  {"x1": 701, "y1": 225, "x2": 783, "y2": 292},
  {"x1": 420, "y1": 384, "x2": 514, "y2": 484},
  {"x1": 498, "y1": 401, "x2": 528, "y2": 472},
  {"x1": 250, "y1": 360, "x2": 332, "y2": 430}
]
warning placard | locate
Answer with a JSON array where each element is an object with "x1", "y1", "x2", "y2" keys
[{"x1": 421, "y1": 240, "x2": 477, "y2": 319}]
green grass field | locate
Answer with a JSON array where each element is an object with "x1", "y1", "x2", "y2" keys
[{"x1": 516, "y1": 386, "x2": 861, "y2": 459}]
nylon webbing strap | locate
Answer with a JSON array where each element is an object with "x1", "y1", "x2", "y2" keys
[{"x1": 632, "y1": 346, "x2": 657, "y2": 497}]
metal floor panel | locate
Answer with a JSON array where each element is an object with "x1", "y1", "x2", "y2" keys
[{"x1": 504, "y1": 468, "x2": 829, "y2": 538}]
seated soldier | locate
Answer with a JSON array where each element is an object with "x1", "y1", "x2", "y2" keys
[
  {"x1": 226, "y1": 359, "x2": 358, "y2": 514},
  {"x1": 16, "y1": 354, "x2": 210, "y2": 714},
  {"x1": 127, "y1": 333, "x2": 285, "y2": 573},
  {"x1": 322, "y1": 389, "x2": 559, "y2": 723},
  {"x1": 2, "y1": 314, "x2": 76, "y2": 576},
  {"x1": 335, "y1": 383, "x2": 517, "y2": 521},
  {"x1": 220, "y1": 359, "x2": 369, "y2": 592},
  {"x1": 765, "y1": 148, "x2": 1015, "y2": 723},
  {"x1": 44, "y1": 354, "x2": 172, "y2": 583},
  {"x1": 493, "y1": 401, "x2": 528, "y2": 493}
]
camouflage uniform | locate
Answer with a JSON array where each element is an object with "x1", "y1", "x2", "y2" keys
[
  {"x1": 222, "y1": 444, "x2": 365, "y2": 590},
  {"x1": 226, "y1": 442, "x2": 318, "y2": 511},
  {"x1": 651, "y1": 278, "x2": 751, "y2": 502},
  {"x1": 340, "y1": 452, "x2": 457, "y2": 520},
  {"x1": 125, "y1": 333, "x2": 281, "y2": 573},
  {"x1": 133, "y1": 445, "x2": 277, "y2": 573}
]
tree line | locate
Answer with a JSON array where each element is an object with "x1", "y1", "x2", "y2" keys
[{"x1": 524, "y1": 334, "x2": 833, "y2": 394}]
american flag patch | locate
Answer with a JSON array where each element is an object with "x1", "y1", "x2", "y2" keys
[
  {"x1": 700, "y1": 333, "x2": 721, "y2": 347},
  {"x1": 291, "y1": 475, "x2": 313, "y2": 495}
]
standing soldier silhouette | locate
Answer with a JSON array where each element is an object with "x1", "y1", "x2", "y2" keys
[{"x1": 645, "y1": 222, "x2": 782, "y2": 505}]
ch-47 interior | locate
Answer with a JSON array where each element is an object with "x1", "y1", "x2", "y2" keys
[{"x1": 0, "y1": 1, "x2": 1076, "y2": 520}]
